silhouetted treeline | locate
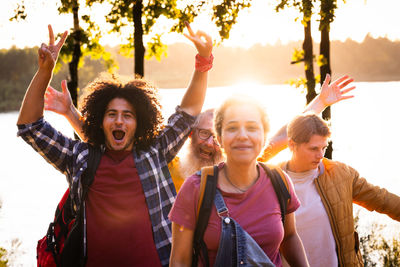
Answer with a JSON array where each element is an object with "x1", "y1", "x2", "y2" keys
[
  {"x1": 2, "y1": 36, "x2": 400, "y2": 112},
  {"x1": 123, "y1": 35, "x2": 400, "y2": 88},
  {"x1": 0, "y1": 47, "x2": 107, "y2": 112}
]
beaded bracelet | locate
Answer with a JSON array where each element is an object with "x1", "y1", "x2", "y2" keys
[{"x1": 195, "y1": 53, "x2": 214, "y2": 72}]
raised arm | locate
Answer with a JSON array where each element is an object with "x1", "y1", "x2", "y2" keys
[
  {"x1": 258, "y1": 74, "x2": 355, "y2": 162},
  {"x1": 17, "y1": 25, "x2": 68, "y2": 125},
  {"x1": 45, "y1": 81, "x2": 85, "y2": 140},
  {"x1": 179, "y1": 22, "x2": 213, "y2": 116},
  {"x1": 304, "y1": 74, "x2": 355, "y2": 114}
]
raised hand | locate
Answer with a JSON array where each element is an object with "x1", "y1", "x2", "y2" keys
[
  {"x1": 319, "y1": 74, "x2": 356, "y2": 107},
  {"x1": 38, "y1": 25, "x2": 68, "y2": 71},
  {"x1": 44, "y1": 80, "x2": 72, "y2": 116},
  {"x1": 183, "y1": 21, "x2": 213, "y2": 58}
]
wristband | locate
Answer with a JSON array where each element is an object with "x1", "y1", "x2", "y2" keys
[{"x1": 195, "y1": 53, "x2": 214, "y2": 72}]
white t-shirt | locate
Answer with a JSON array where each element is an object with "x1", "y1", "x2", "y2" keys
[{"x1": 285, "y1": 167, "x2": 338, "y2": 267}]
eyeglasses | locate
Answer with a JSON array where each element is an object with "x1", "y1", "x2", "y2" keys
[{"x1": 196, "y1": 128, "x2": 216, "y2": 141}]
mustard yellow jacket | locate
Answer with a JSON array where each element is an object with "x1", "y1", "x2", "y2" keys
[{"x1": 281, "y1": 158, "x2": 400, "y2": 266}]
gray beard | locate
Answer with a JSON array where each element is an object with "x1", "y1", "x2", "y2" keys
[{"x1": 178, "y1": 143, "x2": 224, "y2": 179}]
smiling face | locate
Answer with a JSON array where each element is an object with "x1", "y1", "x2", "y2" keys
[
  {"x1": 102, "y1": 97, "x2": 137, "y2": 151},
  {"x1": 218, "y1": 104, "x2": 265, "y2": 165},
  {"x1": 289, "y1": 134, "x2": 329, "y2": 172},
  {"x1": 191, "y1": 113, "x2": 222, "y2": 163}
]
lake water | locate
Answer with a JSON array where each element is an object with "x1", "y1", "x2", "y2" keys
[{"x1": 1, "y1": 82, "x2": 400, "y2": 266}]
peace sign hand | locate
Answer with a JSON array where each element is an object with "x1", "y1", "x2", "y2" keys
[
  {"x1": 38, "y1": 25, "x2": 68, "y2": 71},
  {"x1": 183, "y1": 21, "x2": 213, "y2": 58}
]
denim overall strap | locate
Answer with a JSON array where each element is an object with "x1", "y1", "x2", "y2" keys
[
  {"x1": 213, "y1": 189, "x2": 235, "y2": 266},
  {"x1": 213, "y1": 190, "x2": 275, "y2": 267}
]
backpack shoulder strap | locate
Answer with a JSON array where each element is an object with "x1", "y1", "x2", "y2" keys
[
  {"x1": 81, "y1": 145, "x2": 103, "y2": 199},
  {"x1": 196, "y1": 166, "x2": 216, "y2": 218},
  {"x1": 192, "y1": 165, "x2": 218, "y2": 267},
  {"x1": 259, "y1": 162, "x2": 291, "y2": 225}
]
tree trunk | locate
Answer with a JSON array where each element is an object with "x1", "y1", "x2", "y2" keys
[
  {"x1": 320, "y1": 24, "x2": 333, "y2": 158},
  {"x1": 303, "y1": 19, "x2": 316, "y2": 104},
  {"x1": 68, "y1": 2, "x2": 81, "y2": 108},
  {"x1": 68, "y1": 1, "x2": 81, "y2": 140},
  {"x1": 320, "y1": 0, "x2": 334, "y2": 158},
  {"x1": 133, "y1": 0, "x2": 145, "y2": 77}
]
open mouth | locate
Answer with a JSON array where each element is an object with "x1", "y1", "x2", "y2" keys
[
  {"x1": 199, "y1": 148, "x2": 213, "y2": 158},
  {"x1": 112, "y1": 130, "x2": 125, "y2": 141}
]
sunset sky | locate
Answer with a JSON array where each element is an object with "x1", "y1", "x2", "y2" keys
[{"x1": 1, "y1": 0, "x2": 399, "y2": 49}]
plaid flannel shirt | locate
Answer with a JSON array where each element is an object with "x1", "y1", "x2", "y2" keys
[{"x1": 17, "y1": 106, "x2": 195, "y2": 266}]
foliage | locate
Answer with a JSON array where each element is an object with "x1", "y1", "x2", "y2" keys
[
  {"x1": 0, "y1": 247, "x2": 8, "y2": 267},
  {"x1": 10, "y1": 0, "x2": 116, "y2": 74},
  {"x1": 146, "y1": 35, "x2": 168, "y2": 61},
  {"x1": 318, "y1": 0, "x2": 337, "y2": 32},
  {"x1": 0, "y1": 202, "x2": 8, "y2": 266},
  {"x1": 9, "y1": 1, "x2": 27, "y2": 21},
  {"x1": 86, "y1": 0, "x2": 191, "y2": 62},
  {"x1": 57, "y1": 0, "x2": 116, "y2": 73},
  {"x1": 276, "y1": 0, "x2": 316, "y2": 24},
  {"x1": 316, "y1": 54, "x2": 327, "y2": 67},
  {"x1": 286, "y1": 74, "x2": 320, "y2": 90},
  {"x1": 355, "y1": 212, "x2": 400, "y2": 266},
  {"x1": 0, "y1": 47, "x2": 37, "y2": 112},
  {"x1": 211, "y1": 0, "x2": 251, "y2": 40},
  {"x1": 0, "y1": 47, "x2": 108, "y2": 112}
]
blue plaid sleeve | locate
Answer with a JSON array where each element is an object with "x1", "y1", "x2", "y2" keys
[
  {"x1": 155, "y1": 106, "x2": 196, "y2": 163},
  {"x1": 17, "y1": 117, "x2": 81, "y2": 176}
]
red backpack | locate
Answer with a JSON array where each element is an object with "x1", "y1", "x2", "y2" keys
[{"x1": 36, "y1": 146, "x2": 102, "y2": 267}]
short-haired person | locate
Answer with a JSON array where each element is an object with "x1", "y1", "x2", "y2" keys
[
  {"x1": 17, "y1": 23, "x2": 213, "y2": 266},
  {"x1": 282, "y1": 113, "x2": 400, "y2": 266},
  {"x1": 168, "y1": 95, "x2": 310, "y2": 266},
  {"x1": 168, "y1": 74, "x2": 356, "y2": 267}
]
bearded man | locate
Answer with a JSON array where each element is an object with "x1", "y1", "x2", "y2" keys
[{"x1": 168, "y1": 109, "x2": 224, "y2": 191}]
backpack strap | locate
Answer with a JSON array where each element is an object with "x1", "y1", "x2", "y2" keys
[
  {"x1": 81, "y1": 145, "x2": 103, "y2": 199},
  {"x1": 61, "y1": 145, "x2": 103, "y2": 267},
  {"x1": 80, "y1": 145, "x2": 102, "y2": 265},
  {"x1": 192, "y1": 165, "x2": 218, "y2": 267},
  {"x1": 259, "y1": 162, "x2": 291, "y2": 225}
]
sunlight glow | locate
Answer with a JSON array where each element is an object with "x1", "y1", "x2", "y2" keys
[{"x1": 1, "y1": 0, "x2": 400, "y2": 49}]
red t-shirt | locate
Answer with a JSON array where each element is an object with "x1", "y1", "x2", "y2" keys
[
  {"x1": 169, "y1": 163, "x2": 300, "y2": 267},
  {"x1": 85, "y1": 149, "x2": 161, "y2": 267}
]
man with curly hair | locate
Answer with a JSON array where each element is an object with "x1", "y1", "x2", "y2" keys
[{"x1": 17, "y1": 23, "x2": 213, "y2": 267}]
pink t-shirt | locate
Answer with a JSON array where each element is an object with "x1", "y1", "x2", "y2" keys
[{"x1": 169, "y1": 163, "x2": 300, "y2": 267}]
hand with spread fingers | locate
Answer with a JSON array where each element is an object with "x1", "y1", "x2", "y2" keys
[
  {"x1": 183, "y1": 21, "x2": 213, "y2": 58},
  {"x1": 38, "y1": 25, "x2": 68, "y2": 71},
  {"x1": 319, "y1": 74, "x2": 356, "y2": 107},
  {"x1": 45, "y1": 80, "x2": 72, "y2": 116}
]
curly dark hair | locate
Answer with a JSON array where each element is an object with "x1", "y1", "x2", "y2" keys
[{"x1": 80, "y1": 74, "x2": 164, "y2": 151}]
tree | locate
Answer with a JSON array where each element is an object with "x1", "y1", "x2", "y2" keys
[
  {"x1": 211, "y1": 0, "x2": 251, "y2": 40},
  {"x1": 59, "y1": 0, "x2": 82, "y2": 108},
  {"x1": 58, "y1": 0, "x2": 115, "y2": 108},
  {"x1": 318, "y1": 0, "x2": 336, "y2": 158},
  {"x1": 276, "y1": 0, "x2": 317, "y2": 104},
  {"x1": 86, "y1": 0, "x2": 201, "y2": 77},
  {"x1": 11, "y1": 0, "x2": 115, "y2": 108}
]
